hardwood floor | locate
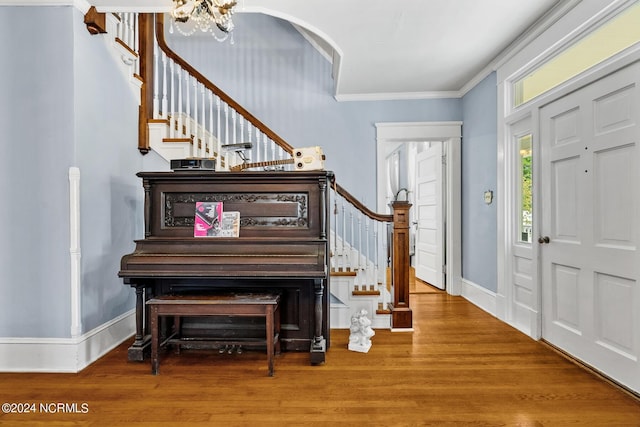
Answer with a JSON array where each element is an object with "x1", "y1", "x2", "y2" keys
[{"x1": 1, "y1": 293, "x2": 639, "y2": 426}]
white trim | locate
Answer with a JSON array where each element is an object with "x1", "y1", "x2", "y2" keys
[
  {"x1": 336, "y1": 91, "x2": 462, "y2": 102},
  {"x1": 444, "y1": 136, "x2": 462, "y2": 296},
  {"x1": 375, "y1": 121, "x2": 462, "y2": 143},
  {"x1": 461, "y1": 278, "x2": 497, "y2": 318},
  {"x1": 375, "y1": 121, "x2": 462, "y2": 296},
  {"x1": 0, "y1": 310, "x2": 135, "y2": 373},
  {"x1": 69, "y1": 167, "x2": 82, "y2": 338}
]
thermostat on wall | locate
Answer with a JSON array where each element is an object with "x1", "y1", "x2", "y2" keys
[{"x1": 484, "y1": 190, "x2": 493, "y2": 204}]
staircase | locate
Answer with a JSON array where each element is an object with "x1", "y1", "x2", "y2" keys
[{"x1": 84, "y1": 10, "x2": 413, "y2": 331}]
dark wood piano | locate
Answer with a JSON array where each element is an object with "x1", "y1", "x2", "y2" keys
[{"x1": 119, "y1": 170, "x2": 333, "y2": 365}]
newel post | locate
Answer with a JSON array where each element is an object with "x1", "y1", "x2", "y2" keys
[{"x1": 390, "y1": 201, "x2": 412, "y2": 329}]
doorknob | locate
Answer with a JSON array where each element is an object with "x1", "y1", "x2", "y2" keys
[{"x1": 538, "y1": 236, "x2": 550, "y2": 244}]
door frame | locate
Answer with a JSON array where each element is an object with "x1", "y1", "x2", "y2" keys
[{"x1": 375, "y1": 121, "x2": 462, "y2": 296}]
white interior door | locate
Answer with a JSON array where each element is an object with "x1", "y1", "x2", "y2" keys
[
  {"x1": 414, "y1": 141, "x2": 444, "y2": 289},
  {"x1": 540, "y1": 61, "x2": 640, "y2": 392}
]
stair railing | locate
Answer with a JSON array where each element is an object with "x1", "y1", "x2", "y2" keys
[
  {"x1": 98, "y1": 11, "x2": 413, "y2": 328},
  {"x1": 147, "y1": 13, "x2": 295, "y2": 170},
  {"x1": 330, "y1": 183, "x2": 412, "y2": 328}
]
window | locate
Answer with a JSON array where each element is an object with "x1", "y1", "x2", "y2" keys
[
  {"x1": 518, "y1": 134, "x2": 532, "y2": 243},
  {"x1": 514, "y1": 2, "x2": 640, "y2": 107}
]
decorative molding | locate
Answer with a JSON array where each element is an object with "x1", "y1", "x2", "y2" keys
[
  {"x1": 83, "y1": 6, "x2": 107, "y2": 35},
  {"x1": 164, "y1": 192, "x2": 308, "y2": 228},
  {"x1": 69, "y1": 167, "x2": 82, "y2": 338},
  {"x1": 336, "y1": 90, "x2": 462, "y2": 102},
  {"x1": 0, "y1": 310, "x2": 135, "y2": 373},
  {"x1": 375, "y1": 121, "x2": 463, "y2": 143}
]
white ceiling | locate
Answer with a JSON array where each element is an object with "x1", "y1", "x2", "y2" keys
[{"x1": 6, "y1": 0, "x2": 563, "y2": 99}]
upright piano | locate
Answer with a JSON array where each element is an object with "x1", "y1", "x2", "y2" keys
[{"x1": 119, "y1": 170, "x2": 332, "y2": 364}]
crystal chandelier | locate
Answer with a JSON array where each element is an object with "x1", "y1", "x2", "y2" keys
[{"x1": 170, "y1": 0, "x2": 237, "y2": 40}]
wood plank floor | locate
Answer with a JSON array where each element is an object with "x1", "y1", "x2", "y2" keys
[{"x1": 1, "y1": 293, "x2": 639, "y2": 426}]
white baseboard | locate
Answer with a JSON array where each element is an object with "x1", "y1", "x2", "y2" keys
[
  {"x1": 460, "y1": 278, "x2": 497, "y2": 318},
  {"x1": 0, "y1": 310, "x2": 135, "y2": 373}
]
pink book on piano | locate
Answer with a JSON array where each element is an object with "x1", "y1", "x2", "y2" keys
[{"x1": 194, "y1": 201, "x2": 223, "y2": 237}]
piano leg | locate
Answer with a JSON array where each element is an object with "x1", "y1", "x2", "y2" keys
[
  {"x1": 128, "y1": 284, "x2": 151, "y2": 361},
  {"x1": 310, "y1": 279, "x2": 326, "y2": 365}
]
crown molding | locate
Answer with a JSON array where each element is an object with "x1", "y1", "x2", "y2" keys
[
  {"x1": 458, "y1": 0, "x2": 581, "y2": 97},
  {"x1": 335, "y1": 90, "x2": 462, "y2": 102}
]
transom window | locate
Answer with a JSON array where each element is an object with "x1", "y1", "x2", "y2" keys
[{"x1": 514, "y1": 2, "x2": 640, "y2": 107}]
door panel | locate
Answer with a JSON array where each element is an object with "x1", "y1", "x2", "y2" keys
[
  {"x1": 415, "y1": 142, "x2": 444, "y2": 289},
  {"x1": 540, "y1": 61, "x2": 640, "y2": 393}
]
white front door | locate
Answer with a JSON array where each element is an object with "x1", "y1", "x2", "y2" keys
[
  {"x1": 414, "y1": 141, "x2": 445, "y2": 289},
  {"x1": 540, "y1": 61, "x2": 640, "y2": 392}
]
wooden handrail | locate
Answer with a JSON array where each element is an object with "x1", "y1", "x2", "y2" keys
[
  {"x1": 154, "y1": 13, "x2": 295, "y2": 156},
  {"x1": 334, "y1": 182, "x2": 393, "y2": 223}
]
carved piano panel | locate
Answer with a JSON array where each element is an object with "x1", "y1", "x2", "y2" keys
[{"x1": 119, "y1": 171, "x2": 332, "y2": 364}]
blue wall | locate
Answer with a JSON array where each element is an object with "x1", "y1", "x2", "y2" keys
[
  {"x1": 461, "y1": 72, "x2": 498, "y2": 292},
  {"x1": 0, "y1": 6, "x2": 141, "y2": 338},
  {"x1": 166, "y1": 13, "x2": 461, "y2": 210}
]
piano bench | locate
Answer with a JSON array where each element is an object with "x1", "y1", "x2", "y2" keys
[{"x1": 146, "y1": 292, "x2": 281, "y2": 376}]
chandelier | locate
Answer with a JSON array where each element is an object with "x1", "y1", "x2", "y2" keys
[{"x1": 170, "y1": 0, "x2": 237, "y2": 40}]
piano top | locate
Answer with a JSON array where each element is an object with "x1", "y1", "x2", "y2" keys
[{"x1": 119, "y1": 171, "x2": 332, "y2": 282}]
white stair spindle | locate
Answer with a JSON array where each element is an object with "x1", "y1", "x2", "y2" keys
[
  {"x1": 200, "y1": 83, "x2": 205, "y2": 157},
  {"x1": 134, "y1": 13, "x2": 139, "y2": 75},
  {"x1": 216, "y1": 96, "x2": 221, "y2": 149},
  {"x1": 340, "y1": 198, "x2": 347, "y2": 271},
  {"x1": 192, "y1": 79, "x2": 198, "y2": 156},
  {"x1": 186, "y1": 75, "x2": 193, "y2": 154},
  {"x1": 255, "y1": 131, "x2": 261, "y2": 163},
  {"x1": 335, "y1": 193, "x2": 339, "y2": 271},
  {"x1": 161, "y1": 52, "x2": 167, "y2": 119},
  {"x1": 208, "y1": 90, "x2": 214, "y2": 159},
  {"x1": 365, "y1": 217, "x2": 370, "y2": 288},
  {"x1": 169, "y1": 60, "x2": 175, "y2": 137},
  {"x1": 349, "y1": 208, "x2": 354, "y2": 273},
  {"x1": 270, "y1": 140, "x2": 275, "y2": 163},
  {"x1": 224, "y1": 103, "x2": 229, "y2": 147},
  {"x1": 119, "y1": 13, "x2": 126, "y2": 44},
  {"x1": 232, "y1": 109, "x2": 237, "y2": 145},
  {"x1": 358, "y1": 214, "x2": 362, "y2": 273},
  {"x1": 177, "y1": 67, "x2": 183, "y2": 138},
  {"x1": 262, "y1": 134, "x2": 268, "y2": 163},
  {"x1": 247, "y1": 124, "x2": 254, "y2": 165}
]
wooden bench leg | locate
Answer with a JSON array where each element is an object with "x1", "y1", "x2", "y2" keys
[
  {"x1": 275, "y1": 304, "x2": 281, "y2": 355},
  {"x1": 266, "y1": 305, "x2": 274, "y2": 377},
  {"x1": 173, "y1": 315, "x2": 181, "y2": 355},
  {"x1": 150, "y1": 305, "x2": 160, "y2": 375}
]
